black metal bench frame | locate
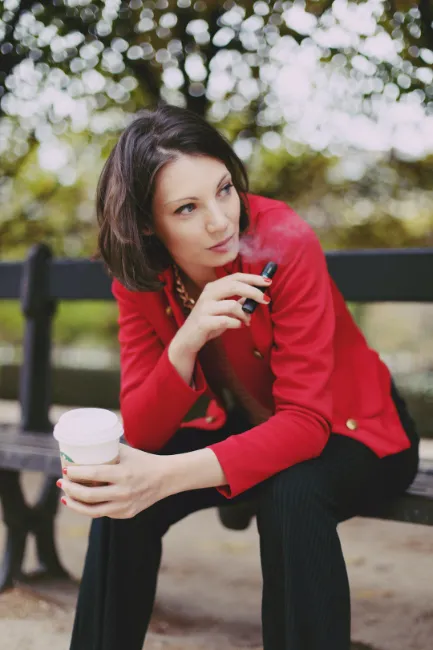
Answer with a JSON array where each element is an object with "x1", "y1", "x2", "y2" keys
[{"x1": 0, "y1": 244, "x2": 432, "y2": 592}]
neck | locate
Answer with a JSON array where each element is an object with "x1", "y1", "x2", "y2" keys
[
  {"x1": 175, "y1": 264, "x2": 217, "y2": 301},
  {"x1": 177, "y1": 264, "x2": 217, "y2": 291}
]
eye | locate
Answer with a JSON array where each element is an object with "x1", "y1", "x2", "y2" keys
[
  {"x1": 175, "y1": 202, "x2": 195, "y2": 216},
  {"x1": 220, "y1": 182, "x2": 233, "y2": 195}
]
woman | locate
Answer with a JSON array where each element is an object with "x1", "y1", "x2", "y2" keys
[{"x1": 60, "y1": 103, "x2": 419, "y2": 650}]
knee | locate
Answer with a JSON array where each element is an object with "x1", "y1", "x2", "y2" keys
[
  {"x1": 257, "y1": 462, "x2": 328, "y2": 529},
  {"x1": 90, "y1": 498, "x2": 170, "y2": 541}
]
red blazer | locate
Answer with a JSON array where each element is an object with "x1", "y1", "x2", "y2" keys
[{"x1": 112, "y1": 194, "x2": 411, "y2": 498}]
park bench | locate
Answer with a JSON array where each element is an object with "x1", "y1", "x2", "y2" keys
[{"x1": 0, "y1": 243, "x2": 432, "y2": 592}]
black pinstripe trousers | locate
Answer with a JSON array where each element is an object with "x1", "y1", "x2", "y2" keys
[{"x1": 70, "y1": 383, "x2": 419, "y2": 650}]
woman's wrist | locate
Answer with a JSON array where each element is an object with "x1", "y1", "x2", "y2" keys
[
  {"x1": 168, "y1": 333, "x2": 198, "y2": 386},
  {"x1": 174, "y1": 327, "x2": 201, "y2": 357},
  {"x1": 164, "y1": 448, "x2": 228, "y2": 494}
]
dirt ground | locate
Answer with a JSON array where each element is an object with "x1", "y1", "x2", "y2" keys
[{"x1": 0, "y1": 401, "x2": 433, "y2": 650}]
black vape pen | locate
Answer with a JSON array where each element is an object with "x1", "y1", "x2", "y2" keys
[{"x1": 242, "y1": 261, "x2": 278, "y2": 314}]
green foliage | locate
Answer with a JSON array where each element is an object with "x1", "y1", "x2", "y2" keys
[
  {"x1": 0, "y1": 300, "x2": 118, "y2": 349},
  {"x1": 0, "y1": 302, "x2": 24, "y2": 345},
  {"x1": 333, "y1": 214, "x2": 433, "y2": 249},
  {"x1": 1, "y1": 0, "x2": 432, "y2": 262},
  {"x1": 53, "y1": 301, "x2": 119, "y2": 347},
  {"x1": 0, "y1": 134, "x2": 104, "y2": 259},
  {"x1": 248, "y1": 146, "x2": 334, "y2": 203}
]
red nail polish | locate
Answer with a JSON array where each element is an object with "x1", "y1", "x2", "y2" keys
[
  {"x1": 56, "y1": 480, "x2": 62, "y2": 488},
  {"x1": 264, "y1": 278, "x2": 272, "y2": 283},
  {"x1": 263, "y1": 296, "x2": 271, "y2": 304},
  {"x1": 62, "y1": 467, "x2": 68, "y2": 475},
  {"x1": 61, "y1": 497, "x2": 67, "y2": 506}
]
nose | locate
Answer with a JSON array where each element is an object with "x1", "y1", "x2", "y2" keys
[{"x1": 205, "y1": 201, "x2": 229, "y2": 234}]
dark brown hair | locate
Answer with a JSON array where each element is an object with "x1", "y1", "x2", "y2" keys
[{"x1": 96, "y1": 102, "x2": 250, "y2": 292}]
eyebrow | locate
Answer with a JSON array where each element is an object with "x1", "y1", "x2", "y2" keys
[{"x1": 164, "y1": 173, "x2": 231, "y2": 206}]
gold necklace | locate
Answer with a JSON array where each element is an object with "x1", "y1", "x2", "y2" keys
[{"x1": 173, "y1": 264, "x2": 196, "y2": 312}]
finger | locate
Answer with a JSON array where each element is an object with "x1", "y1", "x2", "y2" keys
[
  {"x1": 231, "y1": 281, "x2": 270, "y2": 304},
  {"x1": 211, "y1": 300, "x2": 251, "y2": 325},
  {"x1": 207, "y1": 279, "x2": 269, "y2": 303},
  {"x1": 64, "y1": 463, "x2": 121, "y2": 485},
  {"x1": 212, "y1": 316, "x2": 244, "y2": 331},
  {"x1": 61, "y1": 477, "x2": 126, "y2": 504},
  {"x1": 205, "y1": 273, "x2": 270, "y2": 299},
  {"x1": 232, "y1": 272, "x2": 272, "y2": 286},
  {"x1": 235, "y1": 302, "x2": 252, "y2": 325},
  {"x1": 61, "y1": 495, "x2": 125, "y2": 519},
  {"x1": 233, "y1": 302, "x2": 251, "y2": 326}
]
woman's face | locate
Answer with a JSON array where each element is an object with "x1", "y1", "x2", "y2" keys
[{"x1": 151, "y1": 154, "x2": 241, "y2": 280}]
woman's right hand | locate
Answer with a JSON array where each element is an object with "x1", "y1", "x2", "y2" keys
[{"x1": 175, "y1": 272, "x2": 272, "y2": 355}]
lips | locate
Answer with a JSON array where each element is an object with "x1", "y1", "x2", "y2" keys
[{"x1": 209, "y1": 235, "x2": 233, "y2": 250}]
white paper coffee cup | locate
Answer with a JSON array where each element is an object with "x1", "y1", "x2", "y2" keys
[{"x1": 53, "y1": 408, "x2": 123, "y2": 468}]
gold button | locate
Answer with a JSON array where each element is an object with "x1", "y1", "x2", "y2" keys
[
  {"x1": 346, "y1": 418, "x2": 358, "y2": 431},
  {"x1": 165, "y1": 305, "x2": 172, "y2": 315},
  {"x1": 253, "y1": 349, "x2": 263, "y2": 359},
  {"x1": 205, "y1": 415, "x2": 216, "y2": 423}
]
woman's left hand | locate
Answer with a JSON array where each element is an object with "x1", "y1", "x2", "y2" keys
[{"x1": 58, "y1": 444, "x2": 172, "y2": 519}]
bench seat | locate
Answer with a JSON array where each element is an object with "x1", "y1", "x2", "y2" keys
[
  {"x1": 1, "y1": 424, "x2": 432, "y2": 526},
  {"x1": 0, "y1": 425, "x2": 61, "y2": 476},
  {"x1": 360, "y1": 459, "x2": 433, "y2": 526}
]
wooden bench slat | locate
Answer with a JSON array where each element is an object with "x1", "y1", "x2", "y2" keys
[
  {"x1": 361, "y1": 492, "x2": 433, "y2": 526},
  {"x1": 1, "y1": 425, "x2": 433, "y2": 525},
  {"x1": 0, "y1": 262, "x2": 22, "y2": 299},
  {"x1": 3, "y1": 249, "x2": 433, "y2": 302},
  {"x1": 0, "y1": 426, "x2": 61, "y2": 476},
  {"x1": 46, "y1": 249, "x2": 433, "y2": 303},
  {"x1": 357, "y1": 460, "x2": 433, "y2": 525}
]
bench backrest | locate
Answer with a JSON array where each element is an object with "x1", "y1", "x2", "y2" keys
[
  {"x1": 1, "y1": 247, "x2": 432, "y2": 303},
  {"x1": 1, "y1": 244, "x2": 432, "y2": 433}
]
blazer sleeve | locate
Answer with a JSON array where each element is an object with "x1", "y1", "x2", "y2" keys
[
  {"x1": 208, "y1": 223, "x2": 335, "y2": 498},
  {"x1": 112, "y1": 280, "x2": 207, "y2": 450}
]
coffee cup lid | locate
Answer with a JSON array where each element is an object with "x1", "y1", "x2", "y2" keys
[{"x1": 53, "y1": 408, "x2": 123, "y2": 446}]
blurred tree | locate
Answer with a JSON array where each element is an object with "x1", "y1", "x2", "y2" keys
[
  {"x1": 1, "y1": 1, "x2": 432, "y2": 125},
  {"x1": 0, "y1": 0, "x2": 432, "y2": 259}
]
